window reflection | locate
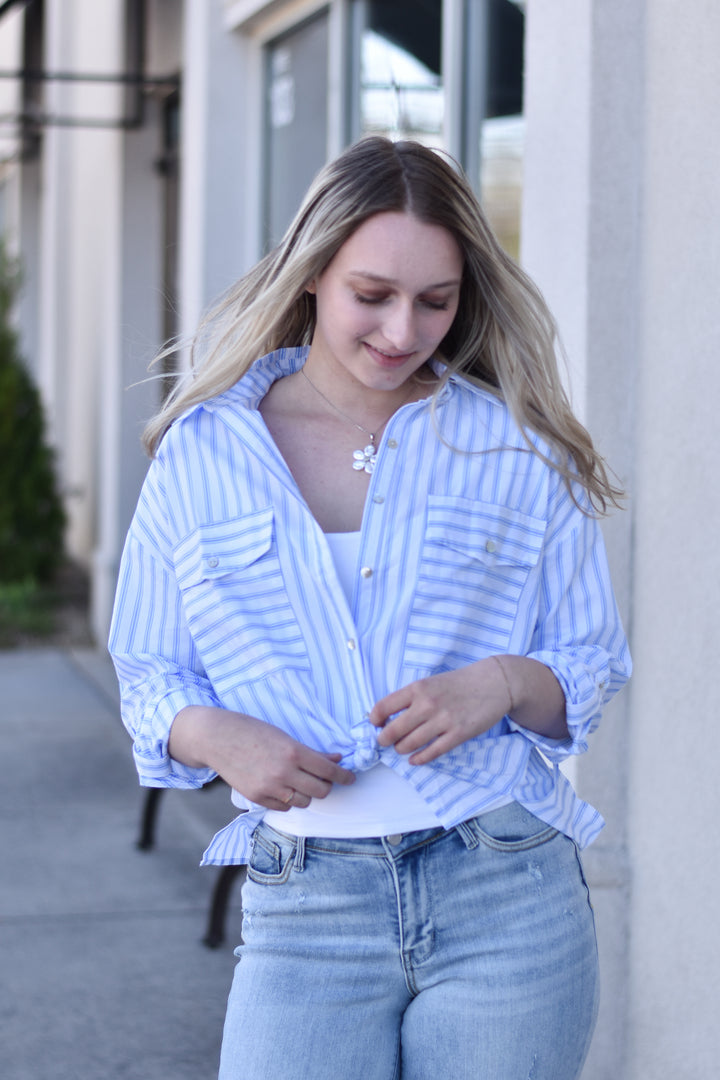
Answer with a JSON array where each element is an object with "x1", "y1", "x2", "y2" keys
[
  {"x1": 481, "y1": 115, "x2": 524, "y2": 260},
  {"x1": 351, "y1": 0, "x2": 524, "y2": 257},
  {"x1": 481, "y1": 0, "x2": 524, "y2": 258},
  {"x1": 355, "y1": 0, "x2": 444, "y2": 147}
]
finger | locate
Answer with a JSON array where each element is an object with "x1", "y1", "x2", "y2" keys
[
  {"x1": 392, "y1": 722, "x2": 442, "y2": 756},
  {"x1": 322, "y1": 752, "x2": 357, "y2": 784},
  {"x1": 376, "y1": 708, "x2": 428, "y2": 747},
  {"x1": 290, "y1": 770, "x2": 339, "y2": 801},
  {"x1": 295, "y1": 747, "x2": 356, "y2": 786},
  {"x1": 369, "y1": 687, "x2": 412, "y2": 727},
  {"x1": 261, "y1": 792, "x2": 311, "y2": 811},
  {"x1": 288, "y1": 791, "x2": 311, "y2": 808},
  {"x1": 408, "y1": 731, "x2": 461, "y2": 766},
  {"x1": 264, "y1": 794, "x2": 312, "y2": 812},
  {"x1": 279, "y1": 787, "x2": 312, "y2": 810}
]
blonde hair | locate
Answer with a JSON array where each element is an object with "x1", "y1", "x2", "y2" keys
[{"x1": 144, "y1": 136, "x2": 621, "y2": 513}]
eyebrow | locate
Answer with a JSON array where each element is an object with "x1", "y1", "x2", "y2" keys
[{"x1": 347, "y1": 271, "x2": 462, "y2": 290}]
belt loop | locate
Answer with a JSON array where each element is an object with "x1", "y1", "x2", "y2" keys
[
  {"x1": 456, "y1": 819, "x2": 479, "y2": 850},
  {"x1": 293, "y1": 834, "x2": 306, "y2": 872}
]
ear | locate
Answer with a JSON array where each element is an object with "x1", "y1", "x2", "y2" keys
[{"x1": 305, "y1": 279, "x2": 317, "y2": 295}]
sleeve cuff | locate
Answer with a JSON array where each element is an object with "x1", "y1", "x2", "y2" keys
[
  {"x1": 509, "y1": 649, "x2": 615, "y2": 762},
  {"x1": 125, "y1": 683, "x2": 222, "y2": 789}
]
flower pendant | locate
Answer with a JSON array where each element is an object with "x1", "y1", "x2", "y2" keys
[{"x1": 352, "y1": 444, "x2": 377, "y2": 474}]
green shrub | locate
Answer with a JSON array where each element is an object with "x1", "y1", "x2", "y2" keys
[
  {"x1": 0, "y1": 578, "x2": 55, "y2": 646},
  {"x1": 0, "y1": 245, "x2": 65, "y2": 584}
]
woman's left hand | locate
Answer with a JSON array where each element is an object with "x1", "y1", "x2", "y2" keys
[{"x1": 368, "y1": 656, "x2": 568, "y2": 765}]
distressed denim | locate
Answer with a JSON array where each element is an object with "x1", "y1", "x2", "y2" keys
[{"x1": 218, "y1": 802, "x2": 599, "y2": 1080}]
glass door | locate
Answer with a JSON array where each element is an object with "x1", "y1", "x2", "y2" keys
[{"x1": 264, "y1": 10, "x2": 330, "y2": 248}]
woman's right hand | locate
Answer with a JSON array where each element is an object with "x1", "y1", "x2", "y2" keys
[{"x1": 169, "y1": 705, "x2": 355, "y2": 810}]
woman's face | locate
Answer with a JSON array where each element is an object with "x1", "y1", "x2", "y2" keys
[{"x1": 306, "y1": 211, "x2": 463, "y2": 393}]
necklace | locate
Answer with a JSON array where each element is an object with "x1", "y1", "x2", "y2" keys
[{"x1": 300, "y1": 367, "x2": 416, "y2": 474}]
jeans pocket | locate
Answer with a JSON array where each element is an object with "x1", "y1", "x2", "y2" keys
[
  {"x1": 246, "y1": 826, "x2": 296, "y2": 885},
  {"x1": 469, "y1": 802, "x2": 559, "y2": 852}
]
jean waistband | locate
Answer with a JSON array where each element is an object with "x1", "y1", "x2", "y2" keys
[{"x1": 255, "y1": 815, "x2": 491, "y2": 869}]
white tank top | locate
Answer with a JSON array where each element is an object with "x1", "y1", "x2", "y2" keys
[{"x1": 263, "y1": 531, "x2": 442, "y2": 837}]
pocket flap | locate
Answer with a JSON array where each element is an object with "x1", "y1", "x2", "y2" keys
[
  {"x1": 426, "y1": 497, "x2": 546, "y2": 568},
  {"x1": 174, "y1": 507, "x2": 275, "y2": 587}
]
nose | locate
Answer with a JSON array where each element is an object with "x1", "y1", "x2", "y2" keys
[{"x1": 381, "y1": 301, "x2": 417, "y2": 352}]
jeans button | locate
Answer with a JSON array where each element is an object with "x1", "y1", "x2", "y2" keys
[{"x1": 386, "y1": 834, "x2": 403, "y2": 845}]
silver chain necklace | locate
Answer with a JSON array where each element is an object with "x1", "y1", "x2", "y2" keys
[{"x1": 300, "y1": 367, "x2": 415, "y2": 474}]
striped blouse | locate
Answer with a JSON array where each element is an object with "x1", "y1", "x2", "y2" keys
[{"x1": 109, "y1": 347, "x2": 631, "y2": 864}]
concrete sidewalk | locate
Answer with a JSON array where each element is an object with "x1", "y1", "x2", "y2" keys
[{"x1": 0, "y1": 647, "x2": 243, "y2": 1080}]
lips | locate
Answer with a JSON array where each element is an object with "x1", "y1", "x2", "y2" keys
[{"x1": 363, "y1": 342, "x2": 416, "y2": 367}]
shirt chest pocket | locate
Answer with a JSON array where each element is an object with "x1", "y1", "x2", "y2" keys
[
  {"x1": 404, "y1": 498, "x2": 546, "y2": 671},
  {"x1": 174, "y1": 508, "x2": 309, "y2": 687}
]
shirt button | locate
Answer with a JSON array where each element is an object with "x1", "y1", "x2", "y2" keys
[
  {"x1": 372, "y1": 495, "x2": 385, "y2": 504},
  {"x1": 360, "y1": 566, "x2": 373, "y2": 579},
  {"x1": 207, "y1": 556, "x2": 219, "y2": 568},
  {"x1": 346, "y1": 639, "x2": 357, "y2": 651},
  {"x1": 386, "y1": 834, "x2": 403, "y2": 845},
  {"x1": 485, "y1": 539, "x2": 497, "y2": 554},
  {"x1": 386, "y1": 439, "x2": 398, "y2": 449}
]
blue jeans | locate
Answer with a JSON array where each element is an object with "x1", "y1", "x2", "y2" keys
[{"x1": 218, "y1": 803, "x2": 599, "y2": 1080}]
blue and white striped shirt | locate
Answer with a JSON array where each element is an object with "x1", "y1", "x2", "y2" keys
[{"x1": 109, "y1": 347, "x2": 631, "y2": 863}]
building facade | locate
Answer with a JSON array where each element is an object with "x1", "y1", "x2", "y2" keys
[{"x1": 1, "y1": 1, "x2": 719, "y2": 1076}]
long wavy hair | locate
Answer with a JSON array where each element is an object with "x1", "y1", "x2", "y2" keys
[{"x1": 144, "y1": 136, "x2": 621, "y2": 512}]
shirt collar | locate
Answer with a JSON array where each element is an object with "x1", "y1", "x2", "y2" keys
[
  {"x1": 204, "y1": 346, "x2": 310, "y2": 412},
  {"x1": 204, "y1": 346, "x2": 485, "y2": 415}
]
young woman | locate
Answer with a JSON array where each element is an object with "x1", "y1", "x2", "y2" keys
[{"x1": 110, "y1": 136, "x2": 631, "y2": 1079}]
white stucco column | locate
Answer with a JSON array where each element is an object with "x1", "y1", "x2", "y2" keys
[
  {"x1": 524, "y1": 1, "x2": 720, "y2": 1076},
  {"x1": 178, "y1": 0, "x2": 253, "y2": 347},
  {"x1": 37, "y1": 5, "x2": 73, "y2": 448},
  {"x1": 91, "y1": 4, "x2": 179, "y2": 642},
  {"x1": 625, "y1": 3, "x2": 720, "y2": 1076},
  {"x1": 39, "y1": 0, "x2": 125, "y2": 567},
  {"x1": 91, "y1": 102, "x2": 165, "y2": 644},
  {"x1": 522, "y1": 2, "x2": 643, "y2": 1075}
]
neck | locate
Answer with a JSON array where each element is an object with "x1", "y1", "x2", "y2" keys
[
  {"x1": 300, "y1": 357, "x2": 435, "y2": 423},
  {"x1": 302, "y1": 366, "x2": 432, "y2": 436}
]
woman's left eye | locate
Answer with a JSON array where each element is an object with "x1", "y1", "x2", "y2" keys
[{"x1": 421, "y1": 299, "x2": 450, "y2": 311}]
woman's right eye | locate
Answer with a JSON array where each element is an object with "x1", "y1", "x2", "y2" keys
[{"x1": 354, "y1": 293, "x2": 386, "y2": 305}]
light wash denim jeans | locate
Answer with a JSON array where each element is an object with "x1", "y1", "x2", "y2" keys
[{"x1": 218, "y1": 802, "x2": 599, "y2": 1080}]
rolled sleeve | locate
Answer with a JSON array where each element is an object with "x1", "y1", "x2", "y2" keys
[
  {"x1": 511, "y1": 495, "x2": 631, "y2": 762},
  {"x1": 113, "y1": 659, "x2": 220, "y2": 788},
  {"x1": 108, "y1": 459, "x2": 221, "y2": 789}
]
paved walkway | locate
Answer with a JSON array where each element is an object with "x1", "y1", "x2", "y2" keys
[{"x1": 0, "y1": 648, "x2": 242, "y2": 1080}]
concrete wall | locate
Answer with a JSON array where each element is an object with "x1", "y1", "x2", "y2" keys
[
  {"x1": 91, "y1": 0, "x2": 254, "y2": 636},
  {"x1": 91, "y1": 98, "x2": 164, "y2": 640},
  {"x1": 523, "y1": 0, "x2": 720, "y2": 1075},
  {"x1": 0, "y1": 5, "x2": 23, "y2": 163},
  {"x1": 37, "y1": 0, "x2": 125, "y2": 561},
  {"x1": 626, "y1": 2, "x2": 720, "y2": 1075},
  {"x1": 15, "y1": 0, "x2": 182, "y2": 636},
  {"x1": 179, "y1": 0, "x2": 253, "y2": 343}
]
